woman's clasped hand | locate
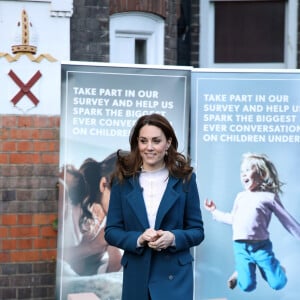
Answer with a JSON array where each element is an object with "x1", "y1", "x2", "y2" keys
[{"x1": 138, "y1": 228, "x2": 175, "y2": 251}]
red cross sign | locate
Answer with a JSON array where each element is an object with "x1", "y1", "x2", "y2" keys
[{"x1": 8, "y1": 70, "x2": 42, "y2": 106}]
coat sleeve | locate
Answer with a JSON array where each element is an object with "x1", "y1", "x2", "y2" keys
[{"x1": 170, "y1": 173, "x2": 205, "y2": 252}]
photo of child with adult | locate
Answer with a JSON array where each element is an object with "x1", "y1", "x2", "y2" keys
[
  {"x1": 57, "y1": 152, "x2": 123, "y2": 299},
  {"x1": 59, "y1": 152, "x2": 122, "y2": 276}
]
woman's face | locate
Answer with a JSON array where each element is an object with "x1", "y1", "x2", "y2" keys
[
  {"x1": 240, "y1": 161, "x2": 263, "y2": 191},
  {"x1": 138, "y1": 124, "x2": 171, "y2": 171}
]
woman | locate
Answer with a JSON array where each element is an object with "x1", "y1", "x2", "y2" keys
[{"x1": 105, "y1": 114, "x2": 204, "y2": 300}]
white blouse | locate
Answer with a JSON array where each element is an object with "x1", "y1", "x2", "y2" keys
[{"x1": 139, "y1": 166, "x2": 169, "y2": 228}]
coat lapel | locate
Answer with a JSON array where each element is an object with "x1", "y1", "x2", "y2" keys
[
  {"x1": 155, "y1": 176, "x2": 180, "y2": 229},
  {"x1": 126, "y1": 176, "x2": 150, "y2": 229}
]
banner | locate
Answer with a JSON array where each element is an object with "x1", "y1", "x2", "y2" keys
[
  {"x1": 56, "y1": 62, "x2": 191, "y2": 300},
  {"x1": 191, "y1": 70, "x2": 300, "y2": 300}
]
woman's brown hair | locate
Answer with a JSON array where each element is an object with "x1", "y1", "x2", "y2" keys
[{"x1": 113, "y1": 114, "x2": 193, "y2": 182}]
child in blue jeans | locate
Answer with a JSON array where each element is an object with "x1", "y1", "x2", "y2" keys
[{"x1": 205, "y1": 153, "x2": 300, "y2": 292}]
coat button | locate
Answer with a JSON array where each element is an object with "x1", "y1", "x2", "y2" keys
[{"x1": 168, "y1": 275, "x2": 174, "y2": 280}]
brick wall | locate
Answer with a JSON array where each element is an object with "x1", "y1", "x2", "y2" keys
[
  {"x1": 164, "y1": 0, "x2": 180, "y2": 65},
  {"x1": 298, "y1": 0, "x2": 300, "y2": 68},
  {"x1": 0, "y1": 115, "x2": 60, "y2": 300},
  {"x1": 71, "y1": 0, "x2": 110, "y2": 62},
  {"x1": 110, "y1": 0, "x2": 167, "y2": 17},
  {"x1": 190, "y1": 0, "x2": 199, "y2": 67}
]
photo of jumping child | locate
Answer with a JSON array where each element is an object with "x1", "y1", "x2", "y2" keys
[{"x1": 204, "y1": 152, "x2": 300, "y2": 292}]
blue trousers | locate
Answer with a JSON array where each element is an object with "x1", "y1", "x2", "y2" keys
[{"x1": 233, "y1": 239, "x2": 287, "y2": 292}]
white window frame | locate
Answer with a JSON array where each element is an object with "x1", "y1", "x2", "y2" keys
[
  {"x1": 200, "y1": 0, "x2": 298, "y2": 69},
  {"x1": 109, "y1": 12, "x2": 164, "y2": 65}
]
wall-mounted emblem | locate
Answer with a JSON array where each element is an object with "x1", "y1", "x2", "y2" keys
[
  {"x1": 9, "y1": 70, "x2": 42, "y2": 107},
  {"x1": 0, "y1": 10, "x2": 57, "y2": 62}
]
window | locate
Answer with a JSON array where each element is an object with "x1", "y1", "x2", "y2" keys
[
  {"x1": 200, "y1": 0, "x2": 298, "y2": 68},
  {"x1": 135, "y1": 39, "x2": 147, "y2": 64},
  {"x1": 109, "y1": 12, "x2": 164, "y2": 65}
]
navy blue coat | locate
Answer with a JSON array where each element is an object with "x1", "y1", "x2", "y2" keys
[{"x1": 105, "y1": 173, "x2": 204, "y2": 300}]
